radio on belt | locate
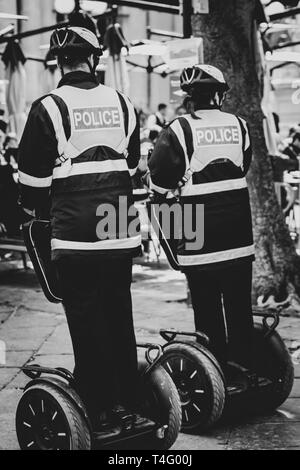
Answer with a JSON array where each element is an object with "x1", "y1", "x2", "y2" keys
[{"x1": 196, "y1": 126, "x2": 240, "y2": 146}]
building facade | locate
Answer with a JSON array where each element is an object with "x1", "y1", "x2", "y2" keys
[
  {"x1": 0, "y1": 1, "x2": 182, "y2": 114},
  {"x1": 119, "y1": 5, "x2": 182, "y2": 112},
  {"x1": 1, "y1": 1, "x2": 299, "y2": 134}
]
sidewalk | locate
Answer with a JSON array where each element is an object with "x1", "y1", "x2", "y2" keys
[{"x1": 0, "y1": 259, "x2": 299, "y2": 450}]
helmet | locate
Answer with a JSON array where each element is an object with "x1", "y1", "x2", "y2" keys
[
  {"x1": 49, "y1": 26, "x2": 102, "y2": 58},
  {"x1": 180, "y1": 64, "x2": 229, "y2": 93}
]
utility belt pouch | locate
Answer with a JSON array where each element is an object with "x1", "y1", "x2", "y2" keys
[{"x1": 22, "y1": 220, "x2": 62, "y2": 303}]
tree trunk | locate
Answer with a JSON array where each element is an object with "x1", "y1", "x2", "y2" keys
[{"x1": 192, "y1": 0, "x2": 300, "y2": 304}]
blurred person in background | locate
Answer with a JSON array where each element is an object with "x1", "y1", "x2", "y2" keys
[
  {"x1": 282, "y1": 131, "x2": 300, "y2": 163},
  {"x1": 0, "y1": 119, "x2": 7, "y2": 165},
  {"x1": 279, "y1": 124, "x2": 300, "y2": 152},
  {"x1": 272, "y1": 129, "x2": 300, "y2": 183},
  {"x1": 138, "y1": 108, "x2": 147, "y2": 128},
  {"x1": 175, "y1": 103, "x2": 187, "y2": 117},
  {"x1": 3, "y1": 132, "x2": 18, "y2": 169},
  {"x1": 146, "y1": 103, "x2": 168, "y2": 133},
  {"x1": 271, "y1": 131, "x2": 300, "y2": 210},
  {"x1": 0, "y1": 122, "x2": 21, "y2": 237},
  {"x1": 139, "y1": 108, "x2": 151, "y2": 142}
]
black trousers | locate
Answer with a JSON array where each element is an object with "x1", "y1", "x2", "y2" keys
[
  {"x1": 56, "y1": 256, "x2": 138, "y2": 415},
  {"x1": 185, "y1": 261, "x2": 254, "y2": 369}
]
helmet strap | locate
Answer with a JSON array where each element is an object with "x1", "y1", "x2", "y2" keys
[
  {"x1": 189, "y1": 99, "x2": 202, "y2": 120},
  {"x1": 85, "y1": 54, "x2": 99, "y2": 78},
  {"x1": 212, "y1": 91, "x2": 226, "y2": 109},
  {"x1": 59, "y1": 62, "x2": 65, "y2": 77}
]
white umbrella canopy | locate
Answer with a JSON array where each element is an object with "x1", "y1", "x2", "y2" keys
[
  {"x1": 2, "y1": 41, "x2": 27, "y2": 142},
  {"x1": 266, "y1": 51, "x2": 300, "y2": 63},
  {"x1": 125, "y1": 40, "x2": 175, "y2": 77},
  {"x1": 129, "y1": 41, "x2": 168, "y2": 57},
  {"x1": 262, "y1": 22, "x2": 300, "y2": 34}
]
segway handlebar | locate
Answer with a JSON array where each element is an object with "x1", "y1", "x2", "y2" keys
[
  {"x1": 22, "y1": 365, "x2": 75, "y2": 383},
  {"x1": 137, "y1": 342, "x2": 163, "y2": 366},
  {"x1": 253, "y1": 309, "x2": 280, "y2": 336},
  {"x1": 160, "y1": 329, "x2": 210, "y2": 346}
]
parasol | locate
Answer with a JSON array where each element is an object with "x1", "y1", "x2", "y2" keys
[
  {"x1": 266, "y1": 51, "x2": 300, "y2": 63},
  {"x1": 104, "y1": 23, "x2": 130, "y2": 94},
  {"x1": 2, "y1": 41, "x2": 27, "y2": 141},
  {"x1": 126, "y1": 40, "x2": 170, "y2": 77}
]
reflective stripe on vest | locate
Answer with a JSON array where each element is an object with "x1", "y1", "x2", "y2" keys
[
  {"x1": 41, "y1": 96, "x2": 68, "y2": 157},
  {"x1": 169, "y1": 119, "x2": 190, "y2": 170},
  {"x1": 52, "y1": 159, "x2": 128, "y2": 180},
  {"x1": 181, "y1": 177, "x2": 247, "y2": 197},
  {"x1": 51, "y1": 235, "x2": 141, "y2": 251},
  {"x1": 19, "y1": 170, "x2": 52, "y2": 188},
  {"x1": 178, "y1": 244, "x2": 255, "y2": 266},
  {"x1": 122, "y1": 93, "x2": 137, "y2": 147}
]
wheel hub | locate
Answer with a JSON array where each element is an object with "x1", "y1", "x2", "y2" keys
[
  {"x1": 34, "y1": 421, "x2": 57, "y2": 449},
  {"x1": 176, "y1": 375, "x2": 194, "y2": 406},
  {"x1": 40, "y1": 424, "x2": 54, "y2": 442}
]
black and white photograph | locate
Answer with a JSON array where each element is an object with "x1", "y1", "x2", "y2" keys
[{"x1": 0, "y1": 0, "x2": 299, "y2": 454}]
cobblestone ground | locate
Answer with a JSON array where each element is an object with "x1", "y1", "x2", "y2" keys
[{"x1": 0, "y1": 258, "x2": 299, "y2": 450}]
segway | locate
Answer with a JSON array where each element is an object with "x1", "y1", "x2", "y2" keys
[
  {"x1": 147, "y1": 197, "x2": 294, "y2": 430},
  {"x1": 16, "y1": 345, "x2": 181, "y2": 450},
  {"x1": 156, "y1": 312, "x2": 294, "y2": 431},
  {"x1": 157, "y1": 329, "x2": 226, "y2": 431},
  {"x1": 16, "y1": 220, "x2": 182, "y2": 450}
]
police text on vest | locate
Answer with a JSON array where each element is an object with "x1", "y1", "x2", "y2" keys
[
  {"x1": 196, "y1": 126, "x2": 240, "y2": 146},
  {"x1": 73, "y1": 106, "x2": 121, "y2": 130}
]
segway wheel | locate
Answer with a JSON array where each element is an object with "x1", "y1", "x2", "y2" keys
[
  {"x1": 160, "y1": 343, "x2": 225, "y2": 431},
  {"x1": 142, "y1": 365, "x2": 182, "y2": 450},
  {"x1": 251, "y1": 323, "x2": 294, "y2": 412},
  {"x1": 16, "y1": 383, "x2": 91, "y2": 450}
]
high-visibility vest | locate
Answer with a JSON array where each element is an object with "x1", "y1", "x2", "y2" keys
[
  {"x1": 20, "y1": 83, "x2": 141, "y2": 259},
  {"x1": 149, "y1": 109, "x2": 255, "y2": 269},
  {"x1": 43, "y1": 84, "x2": 136, "y2": 163}
]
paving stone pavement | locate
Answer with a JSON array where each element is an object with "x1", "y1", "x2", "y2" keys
[{"x1": 0, "y1": 259, "x2": 299, "y2": 450}]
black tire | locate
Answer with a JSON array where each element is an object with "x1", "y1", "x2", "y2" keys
[
  {"x1": 16, "y1": 383, "x2": 91, "y2": 450},
  {"x1": 160, "y1": 343, "x2": 225, "y2": 431},
  {"x1": 251, "y1": 323, "x2": 294, "y2": 412},
  {"x1": 141, "y1": 365, "x2": 182, "y2": 449}
]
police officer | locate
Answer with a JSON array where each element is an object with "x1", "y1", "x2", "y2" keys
[
  {"x1": 148, "y1": 65, "x2": 255, "y2": 373},
  {"x1": 18, "y1": 27, "x2": 149, "y2": 429}
]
